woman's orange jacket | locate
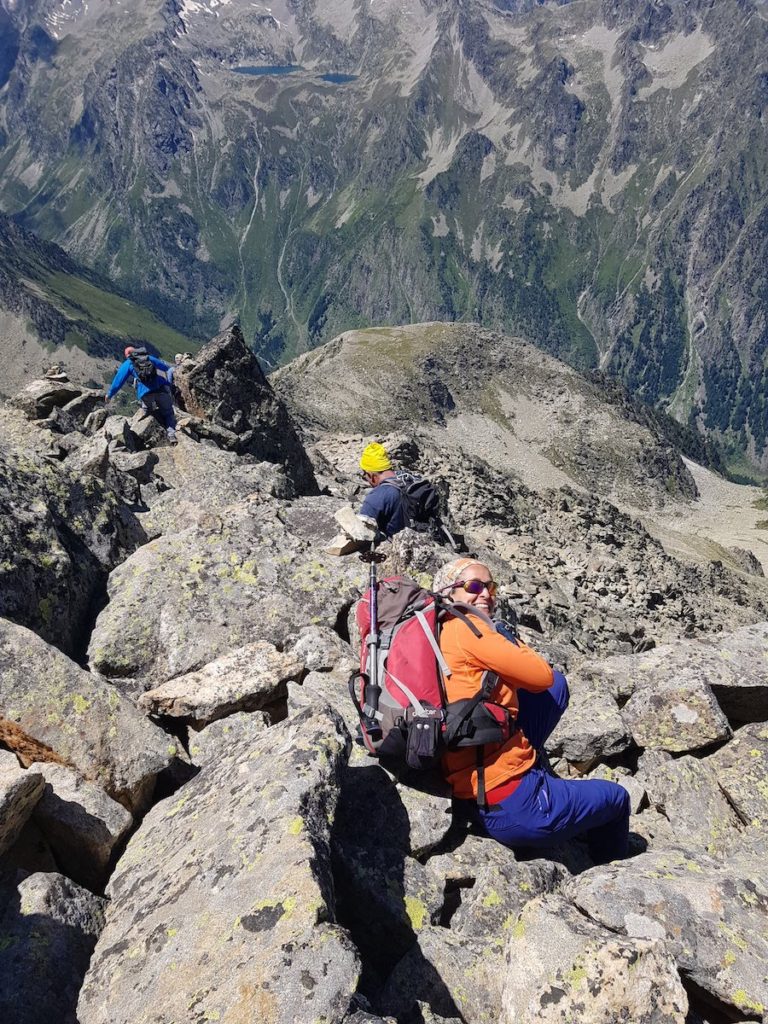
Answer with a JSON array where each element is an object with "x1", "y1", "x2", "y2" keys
[{"x1": 439, "y1": 614, "x2": 554, "y2": 799}]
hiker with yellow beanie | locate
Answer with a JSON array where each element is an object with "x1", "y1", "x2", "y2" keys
[{"x1": 357, "y1": 442, "x2": 405, "y2": 539}]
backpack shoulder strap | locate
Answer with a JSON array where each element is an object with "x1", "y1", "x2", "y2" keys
[{"x1": 440, "y1": 601, "x2": 497, "y2": 639}]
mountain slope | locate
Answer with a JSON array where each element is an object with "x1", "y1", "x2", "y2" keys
[
  {"x1": 2, "y1": 0, "x2": 768, "y2": 464},
  {"x1": 274, "y1": 321, "x2": 768, "y2": 573},
  {"x1": 274, "y1": 321, "x2": 704, "y2": 509},
  {"x1": 0, "y1": 214, "x2": 200, "y2": 394}
]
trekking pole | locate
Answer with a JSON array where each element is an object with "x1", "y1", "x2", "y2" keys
[{"x1": 360, "y1": 542, "x2": 386, "y2": 738}]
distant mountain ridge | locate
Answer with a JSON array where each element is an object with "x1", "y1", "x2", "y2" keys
[{"x1": 2, "y1": 0, "x2": 768, "y2": 468}]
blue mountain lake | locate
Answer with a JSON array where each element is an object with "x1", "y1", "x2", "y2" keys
[
  {"x1": 318, "y1": 73, "x2": 358, "y2": 83},
  {"x1": 232, "y1": 67, "x2": 358, "y2": 83},
  {"x1": 233, "y1": 65, "x2": 302, "y2": 76}
]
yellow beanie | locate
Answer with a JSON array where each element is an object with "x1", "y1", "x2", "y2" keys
[{"x1": 359, "y1": 442, "x2": 392, "y2": 473}]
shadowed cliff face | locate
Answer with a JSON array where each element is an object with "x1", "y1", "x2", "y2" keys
[{"x1": 2, "y1": 1, "x2": 768, "y2": 468}]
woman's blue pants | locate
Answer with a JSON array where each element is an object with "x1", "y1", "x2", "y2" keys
[{"x1": 476, "y1": 671, "x2": 631, "y2": 864}]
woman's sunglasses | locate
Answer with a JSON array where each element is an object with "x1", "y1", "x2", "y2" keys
[{"x1": 452, "y1": 578, "x2": 498, "y2": 598}]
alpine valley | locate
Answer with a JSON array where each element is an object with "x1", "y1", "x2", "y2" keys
[{"x1": 3, "y1": 0, "x2": 768, "y2": 470}]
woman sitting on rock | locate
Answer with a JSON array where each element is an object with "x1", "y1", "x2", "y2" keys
[{"x1": 434, "y1": 557, "x2": 630, "y2": 865}]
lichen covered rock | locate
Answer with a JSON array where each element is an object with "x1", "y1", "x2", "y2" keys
[
  {"x1": 0, "y1": 871, "x2": 106, "y2": 1024},
  {"x1": 0, "y1": 618, "x2": 174, "y2": 812},
  {"x1": 88, "y1": 497, "x2": 369, "y2": 687},
  {"x1": 500, "y1": 894, "x2": 688, "y2": 1024},
  {"x1": 139, "y1": 641, "x2": 303, "y2": 725},
  {"x1": 77, "y1": 706, "x2": 359, "y2": 1024},
  {"x1": 569, "y1": 848, "x2": 768, "y2": 1018}
]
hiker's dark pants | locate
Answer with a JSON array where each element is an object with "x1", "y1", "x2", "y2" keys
[
  {"x1": 475, "y1": 671, "x2": 630, "y2": 864},
  {"x1": 141, "y1": 389, "x2": 177, "y2": 437}
]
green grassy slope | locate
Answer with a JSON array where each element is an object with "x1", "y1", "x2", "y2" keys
[{"x1": 0, "y1": 215, "x2": 201, "y2": 362}]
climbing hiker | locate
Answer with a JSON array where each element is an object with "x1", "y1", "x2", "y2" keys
[
  {"x1": 105, "y1": 346, "x2": 178, "y2": 445},
  {"x1": 434, "y1": 557, "x2": 630, "y2": 865},
  {"x1": 358, "y1": 442, "x2": 452, "y2": 544}
]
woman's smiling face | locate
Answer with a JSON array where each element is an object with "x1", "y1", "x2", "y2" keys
[{"x1": 451, "y1": 562, "x2": 496, "y2": 614}]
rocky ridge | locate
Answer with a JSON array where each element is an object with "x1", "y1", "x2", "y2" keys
[{"x1": 1, "y1": 325, "x2": 767, "y2": 1023}]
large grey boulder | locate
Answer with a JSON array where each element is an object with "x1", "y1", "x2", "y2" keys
[
  {"x1": 285, "y1": 624, "x2": 356, "y2": 674},
  {"x1": 29, "y1": 762, "x2": 133, "y2": 891},
  {"x1": 333, "y1": 745, "x2": 455, "y2": 861},
  {"x1": 378, "y1": 926, "x2": 502, "y2": 1023},
  {"x1": 88, "y1": 497, "x2": 369, "y2": 687},
  {"x1": 0, "y1": 439, "x2": 145, "y2": 657},
  {"x1": 11, "y1": 376, "x2": 84, "y2": 418},
  {"x1": 500, "y1": 894, "x2": 688, "y2": 1024},
  {"x1": 138, "y1": 641, "x2": 303, "y2": 726},
  {"x1": 548, "y1": 676, "x2": 631, "y2": 769},
  {"x1": 569, "y1": 847, "x2": 768, "y2": 1019},
  {"x1": 78, "y1": 707, "x2": 360, "y2": 1024},
  {"x1": 138, "y1": 441, "x2": 291, "y2": 537},
  {"x1": 288, "y1": 668, "x2": 361, "y2": 735},
  {"x1": 638, "y1": 754, "x2": 743, "y2": 857},
  {"x1": 175, "y1": 324, "x2": 318, "y2": 495},
  {"x1": 426, "y1": 834, "x2": 565, "y2": 940},
  {"x1": 621, "y1": 672, "x2": 731, "y2": 753},
  {"x1": 0, "y1": 618, "x2": 174, "y2": 813},
  {"x1": 707, "y1": 721, "x2": 768, "y2": 830},
  {"x1": 334, "y1": 841, "x2": 443, "y2": 969},
  {"x1": 187, "y1": 710, "x2": 270, "y2": 766},
  {"x1": 0, "y1": 871, "x2": 106, "y2": 1024},
  {"x1": 395, "y1": 777, "x2": 454, "y2": 859},
  {"x1": 128, "y1": 406, "x2": 170, "y2": 448},
  {"x1": 65, "y1": 434, "x2": 111, "y2": 478},
  {"x1": 62, "y1": 389, "x2": 106, "y2": 425},
  {"x1": 584, "y1": 625, "x2": 768, "y2": 726},
  {"x1": 108, "y1": 448, "x2": 158, "y2": 484},
  {"x1": 0, "y1": 760, "x2": 44, "y2": 855}
]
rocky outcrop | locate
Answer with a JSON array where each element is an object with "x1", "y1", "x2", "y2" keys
[
  {"x1": 29, "y1": 762, "x2": 134, "y2": 892},
  {"x1": 501, "y1": 894, "x2": 689, "y2": 1024},
  {"x1": 583, "y1": 624, "x2": 768, "y2": 726},
  {"x1": 1, "y1": 321, "x2": 768, "y2": 1024},
  {"x1": 11, "y1": 376, "x2": 86, "y2": 419},
  {"x1": 0, "y1": 436, "x2": 145, "y2": 657},
  {"x1": 139, "y1": 641, "x2": 303, "y2": 726},
  {"x1": 87, "y1": 497, "x2": 369, "y2": 689},
  {"x1": 637, "y1": 755, "x2": 742, "y2": 857},
  {"x1": 708, "y1": 722, "x2": 768, "y2": 831},
  {"x1": 175, "y1": 325, "x2": 317, "y2": 495},
  {"x1": 0, "y1": 758, "x2": 44, "y2": 855},
  {"x1": 77, "y1": 707, "x2": 359, "y2": 1024},
  {"x1": 297, "y1": 431, "x2": 768, "y2": 660},
  {"x1": 0, "y1": 618, "x2": 174, "y2": 813},
  {"x1": 0, "y1": 871, "x2": 106, "y2": 1024},
  {"x1": 621, "y1": 672, "x2": 732, "y2": 753},
  {"x1": 569, "y1": 847, "x2": 768, "y2": 1020}
]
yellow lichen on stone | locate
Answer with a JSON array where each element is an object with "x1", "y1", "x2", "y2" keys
[
  {"x1": 733, "y1": 990, "x2": 764, "y2": 1014},
  {"x1": 482, "y1": 890, "x2": 502, "y2": 908},
  {"x1": 564, "y1": 963, "x2": 588, "y2": 987},
  {"x1": 404, "y1": 896, "x2": 427, "y2": 931}
]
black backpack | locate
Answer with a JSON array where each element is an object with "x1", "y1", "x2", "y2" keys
[
  {"x1": 129, "y1": 348, "x2": 159, "y2": 386},
  {"x1": 383, "y1": 469, "x2": 440, "y2": 528},
  {"x1": 382, "y1": 470, "x2": 458, "y2": 548}
]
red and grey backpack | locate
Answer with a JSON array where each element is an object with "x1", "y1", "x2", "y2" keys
[{"x1": 348, "y1": 574, "x2": 519, "y2": 804}]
